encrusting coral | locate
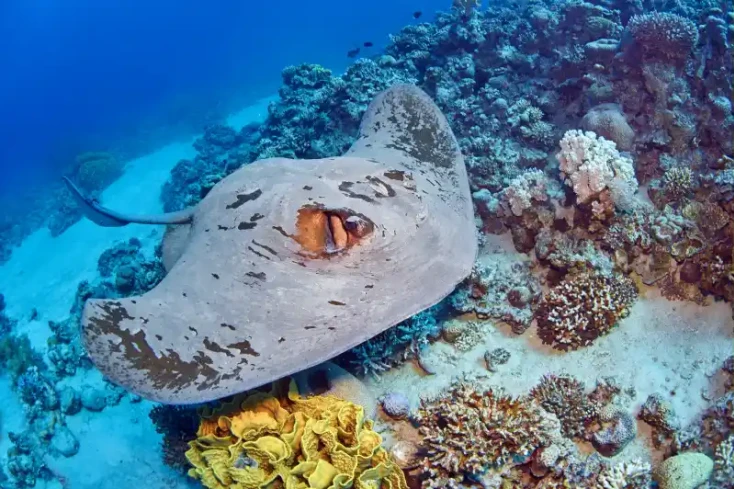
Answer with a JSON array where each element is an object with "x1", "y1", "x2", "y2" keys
[{"x1": 185, "y1": 379, "x2": 407, "y2": 489}]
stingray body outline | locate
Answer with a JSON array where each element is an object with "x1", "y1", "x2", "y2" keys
[{"x1": 74, "y1": 84, "x2": 478, "y2": 404}]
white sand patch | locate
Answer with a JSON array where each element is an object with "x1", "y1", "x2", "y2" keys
[
  {"x1": 367, "y1": 234, "x2": 734, "y2": 464},
  {"x1": 0, "y1": 98, "x2": 273, "y2": 486},
  {"x1": 226, "y1": 95, "x2": 277, "y2": 130},
  {"x1": 43, "y1": 397, "x2": 198, "y2": 489},
  {"x1": 0, "y1": 141, "x2": 195, "y2": 327}
]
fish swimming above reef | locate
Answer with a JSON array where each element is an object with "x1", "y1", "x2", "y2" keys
[
  {"x1": 347, "y1": 47, "x2": 360, "y2": 58},
  {"x1": 66, "y1": 84, "x2": 477, "y2": 405}
]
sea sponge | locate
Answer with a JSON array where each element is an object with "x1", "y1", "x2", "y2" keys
[
  {"x1": 535, "y1": 271, "x2": 638, "y2": 351},
  {"x1": 185, "y1": 380, "x2": 407, "y2": 489},
  {"x1": 557, "y1": 130, "x2": 638, "y2": 208},
  {"x1": 417, "y1": 382, "x2": 550, "y2": 485},
  {"x1": 581, "y1": 104, "x2": 635, "y2": 151}
]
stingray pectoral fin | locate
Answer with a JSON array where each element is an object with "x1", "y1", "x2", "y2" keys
[
  {"x1": 346, "y1": 83, "x2": 463, "y2": 177},
  {"x1": 63, "y1": 176, "x2": 194, "y2": 227}
]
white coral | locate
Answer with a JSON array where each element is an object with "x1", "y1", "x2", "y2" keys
[
  {"x1": 557, "y1": 130, "x2": 638, "y2": 207},
  {"x1": 503, "y1": 169, "x2": 549, "y2": 216},
  {"x1": 597, "y1": 459, "x2": 652, "y2": 489}
]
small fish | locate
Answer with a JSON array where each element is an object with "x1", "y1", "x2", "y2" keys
[
  {"x1": 347, "y1": 47, "x2": 360, "y2": 58},
  {"x1": 363, "y1": 41, "x2": 373, "y2": 48},
  {"x1": 413, "y1": 10, "x2": 422, "y2": 19}
]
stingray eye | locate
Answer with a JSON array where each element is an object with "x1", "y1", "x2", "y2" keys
[
  {"x1": 293, "y1": 206, "x2": 374, "y2": 258},
  {"x1": 344, "y1": 215, "x2": 373, "y2": 238}
]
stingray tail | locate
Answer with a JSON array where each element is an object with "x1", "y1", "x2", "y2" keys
[{"x1": 63, "y1": 177, "x2": 194, "y2": 227}]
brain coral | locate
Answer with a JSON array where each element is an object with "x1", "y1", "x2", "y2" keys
[
  {"x1": 580, "y1": 104, "x2": 635, "y2": 151},
  {"x1": 185, "y1": 380, "x2": 407, "y2": 489},
  {"x1": 535, "y1": 271, "x2": 638, "y2": 351},
  {"x1": 557, "y1": 130, "x2": 638, "y2": 207},
  {"x1": 416, "y1": 382, "x2": 550, "y2": 487}
]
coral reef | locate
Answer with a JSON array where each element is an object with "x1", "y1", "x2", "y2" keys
[
  {"x1": 451, "y1": 258, "x2": 540, "y2": 334},
  {"x1": 0, "y1": 334, "x2": 46, "y2": 385}
]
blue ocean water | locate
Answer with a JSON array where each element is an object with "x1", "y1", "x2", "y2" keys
[{"x1": 0, "y1": 0, "x2": 446, "y2": 195}]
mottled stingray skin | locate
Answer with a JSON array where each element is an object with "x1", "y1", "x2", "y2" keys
[{"x1": 81, "y1": 84, "x2": 477, "y2": 404}]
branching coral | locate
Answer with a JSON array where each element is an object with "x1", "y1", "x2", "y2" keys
[
  {"x1": 502, "y1": 169, "x2": 551, "y2": 217},
  {"x1": 416, "y1": 382, "x2": 550, "y2": 486},
  {"x1": 185, "y1": 381, "x2": 406, "y2": 489},
  {"x1": 530, "y1": 374, "x2": 598, "y2": 439},
  {"x1": 337, "y1": 303, "x2": 446, "y2": 377},
  {"x1": 535, "y1": 271, "x2": 638, "y2": 351},
  {"x1": 713, "y1": 435, "x2": 734, "y2": 488},
  {"x1": 626, "y1": 12, "x2": 699, "y2": 61},
  {"x1": 596, "y1": 460, "x2": 652, "y2": 489}
]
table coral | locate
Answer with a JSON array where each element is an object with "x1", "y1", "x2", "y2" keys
[
  {"x1": 416, "y1": 382, "x2": 550, "y2": 487},
  {"x1": 535, "y1": 271, "x2": 638, "y2": 351},
  {"x1": 185, "y1": 380, "x2": 406, "y2": 489}
]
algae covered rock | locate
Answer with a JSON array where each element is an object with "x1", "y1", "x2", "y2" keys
[{"x1": 654, "y1": 452, "x2": 713, "y2": 489}]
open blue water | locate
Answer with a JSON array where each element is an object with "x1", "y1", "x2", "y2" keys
[{"x1": 0, "y1": 0, "x2": 446, "y2": 195}]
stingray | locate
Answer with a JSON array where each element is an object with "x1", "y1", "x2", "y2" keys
[{"x1": 68, "y1": 84, "x2": 477, "y2": 404}]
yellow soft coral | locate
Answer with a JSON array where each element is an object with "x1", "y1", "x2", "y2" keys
[{"x1": 185, "y1": 380, "x2": 407, "y2": 489}]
